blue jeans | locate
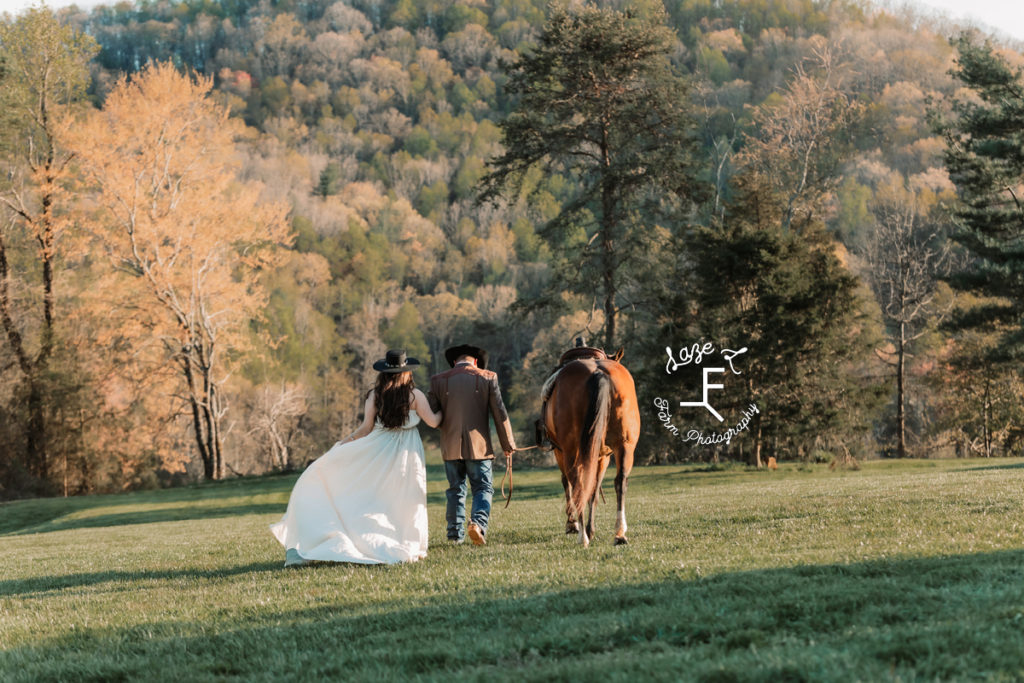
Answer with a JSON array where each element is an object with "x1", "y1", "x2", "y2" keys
[{"x1": 444, "y1": 459, "x2": 493, "y2": 540}]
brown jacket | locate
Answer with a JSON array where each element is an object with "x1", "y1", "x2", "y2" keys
[{"x1": 428, "y1": 363, "x2": 516, "y2": 460}]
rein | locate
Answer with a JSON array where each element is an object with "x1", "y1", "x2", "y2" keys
[{"x1": 501, "y1": 445, "x2": 540, "y2": 508}]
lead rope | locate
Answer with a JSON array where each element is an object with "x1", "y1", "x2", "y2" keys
[{"x1": 501, "y1": 445, "x2": 539, "y2": 508}]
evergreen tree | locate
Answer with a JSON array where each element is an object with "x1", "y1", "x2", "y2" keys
[
  {"x1": 317, "y1": 161, "x2": 342, "y2": 198},
  {"x1": 639, "y1": 45, "x2": 887, "y2": 465},
  {"x1": 672, "y1": 171, "x2": 887, "y2": 466},
  {"x1": 482, "y1": 0, "x2": 703, "y2": 349},
  {"x1": 939, "y1": 35, "x2": 1024, "y2": 360}
]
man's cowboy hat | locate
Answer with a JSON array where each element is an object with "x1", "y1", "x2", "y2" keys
[
  {"x1": 444, "y1": 344, "x2": 488, "y2": 370},
  {"x1": 373, "y1": 349, "x2": 421, "y2": 373}
]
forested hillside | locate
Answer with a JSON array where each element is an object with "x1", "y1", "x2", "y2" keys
[{"x1": 2, "y1": 0, "x2": 1022, "y2": 497}]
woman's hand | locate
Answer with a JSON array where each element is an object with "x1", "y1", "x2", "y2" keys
[{"x1": 337, "y1": 394, "x2": 377, "y2": 445}]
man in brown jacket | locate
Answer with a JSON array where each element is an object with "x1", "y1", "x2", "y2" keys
[{"x1": 428, "y1": 344, "x2": 516, "y2": 545}]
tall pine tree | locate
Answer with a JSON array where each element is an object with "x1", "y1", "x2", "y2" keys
[
  {"x1": 939, "y1": 35, "x2": 1024, "y2": 360},
  {"x1": 482, "y1": 0, "x2": 703, "y2": 349}
]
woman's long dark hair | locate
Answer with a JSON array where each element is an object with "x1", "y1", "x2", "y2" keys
[{"x1": 373, "y1": 371, "x2": 415, "y2": 429}]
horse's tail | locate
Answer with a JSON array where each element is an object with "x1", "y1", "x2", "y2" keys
[{"x1": 572, "y1": 369, "x2": 611, "y2": 519}]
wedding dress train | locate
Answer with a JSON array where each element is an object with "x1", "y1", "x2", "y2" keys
[{"x1": 270, "y1": 413, "x2": 428, "y2": 565}]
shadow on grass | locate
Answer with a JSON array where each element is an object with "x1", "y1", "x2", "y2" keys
[
  {"x1": 4, "y1": 466, "x2": 564, "y2": 537},
  {"x1": 959, "y1": 462, "x2": 1024, "y2": 472},
  {"x1": 0, "y1": 475, "x2": 298, "y2": 536},
  {"x1": 4, "y1": 550, "x2": 1024, "y2": 680},
  {"x1": 0, "y1": 561, "x2": 282, "y2": 598},
  {"x1": 7, "y1": 502, "x2": 287, "y2": 536}
]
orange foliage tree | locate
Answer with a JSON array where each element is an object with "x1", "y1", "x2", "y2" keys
[{"x1": 68, "y1": 62, "x2": 291, "y2": 480}]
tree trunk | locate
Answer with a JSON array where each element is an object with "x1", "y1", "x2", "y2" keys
[
  {"x1": 753, "y1": 416, "x2": 763, "y2": 469},
  {"x1": 1, "y1": 233, "x2": 50, "y2": 482},
  {"x1": 0, "y1": 196, "x2": 58, "y2": 487},
  {"x1": 183, "y1": 354, "x2": 214, "y2": 479},
  {"x1": 181, "y1": 339, "x2": 227, "y2": 480},
  {"x1": 600, "y1": 124, "x2": 616, "y2": 350},
  {"x1": 983, "y1": 377, "x2": 992, "y2": 457},
  {"x1": 897, "y1": 321, "x2": 906, "y2": 458},
  {"x1": 269, "y1": 421, "x2": 288, "y2": 470},
  {"x1": 208, "y1": 382, "x2": 224, "y2": 480},
  {"x1": 26, "y1": 377, "x2": 48, "y2": 479},
  {"x1": 39, "y1": 119, "x2": 56, "y2": 366},
  {"x1": 39, "y1": 221, "x2": 55, "y2": 365},
  {"x1": 602, "y1": 223, "x2": 615, "y2": 350}
]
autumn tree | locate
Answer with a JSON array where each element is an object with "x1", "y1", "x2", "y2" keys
[
  {"x1": 0, "y1": 7, "x2": 98, "y2": 488},
  {"x1": 739, "y1": 39, "x2": 863, "y2": 232},
  {"x1": 860, "y1": 187, "x2": 954, "y2": 458},
  {"x1": 250, "y1": 382, "x2": 308, "y2": 471},
  {"x1": 483, "y1": 0, "x2": 703, "y2": 349},
  {"x1": 69, "y1": 62, "x2": 291, "y2": 480}
]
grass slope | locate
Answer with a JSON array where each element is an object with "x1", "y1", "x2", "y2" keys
[{"x1": 2, "y1": 457, "x2": 1024, "y2": 681}]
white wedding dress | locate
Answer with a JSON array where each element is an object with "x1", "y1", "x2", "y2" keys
[{"x1": 270, "y1": 413, "x2": 428, "y2": 564}]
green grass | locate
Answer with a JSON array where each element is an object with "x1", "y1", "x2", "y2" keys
[{"x1": 3, "y1": 456, "x2": 1024, "y2": 681}]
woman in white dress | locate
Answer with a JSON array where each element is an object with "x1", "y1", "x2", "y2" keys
[{"x1": 270, "y1": 349, "x2": 442, "y2": 566}]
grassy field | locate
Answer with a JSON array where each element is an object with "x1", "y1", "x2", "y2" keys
[{"x1": 2, "y1": 455, "x2": 1024, "y2": 681}]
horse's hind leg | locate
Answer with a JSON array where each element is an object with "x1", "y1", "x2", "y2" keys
[
  {"x1": 552, "y1": 444, "x2": 578, "y2": 535},
  {"x1": 614, "y1": 443, "x2": 635, "y2": 546},
  {"x1": 562, "y1": 472, "x2": 579, "y2": 534},
  {"x1": 586, "y1": 452, "x2": 610, "y2": 541},
  {"x1": 613, "y1": 474, "x2": 628, "y2": 545},
  {"x1": 579, "y1": 498, "x2": 593, "y2": 547},
  {"x1": 584, "y1": 496, "x2": 595, "y2": 543}
]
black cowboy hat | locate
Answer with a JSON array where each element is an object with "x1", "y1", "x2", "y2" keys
[
  {"x1": 373, "y1": 349, "x2": 421, "y2": 373},
  {"x1": 444, "y1": 344, "x2": 488, "y2": 370}
]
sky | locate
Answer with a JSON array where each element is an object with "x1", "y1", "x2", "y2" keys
[
  {"x1": 0, "y1": 0, "x2": 1022, "y2": 42},
  {"x1": 908, "y1": 0, "x2": 1024, "y2": 43}
]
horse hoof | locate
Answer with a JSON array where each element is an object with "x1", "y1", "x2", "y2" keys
[{"x1": 614, "y1": 536, "x2": 628, "y2": 546}]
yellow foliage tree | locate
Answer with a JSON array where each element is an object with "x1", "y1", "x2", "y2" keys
[{"x1": 68, "y1": 62, "x2": 291, "y2": 480}]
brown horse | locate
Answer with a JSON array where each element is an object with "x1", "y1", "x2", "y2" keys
[{"x1": 543, "y1": 348, "x2": 640, "y2": 547}]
